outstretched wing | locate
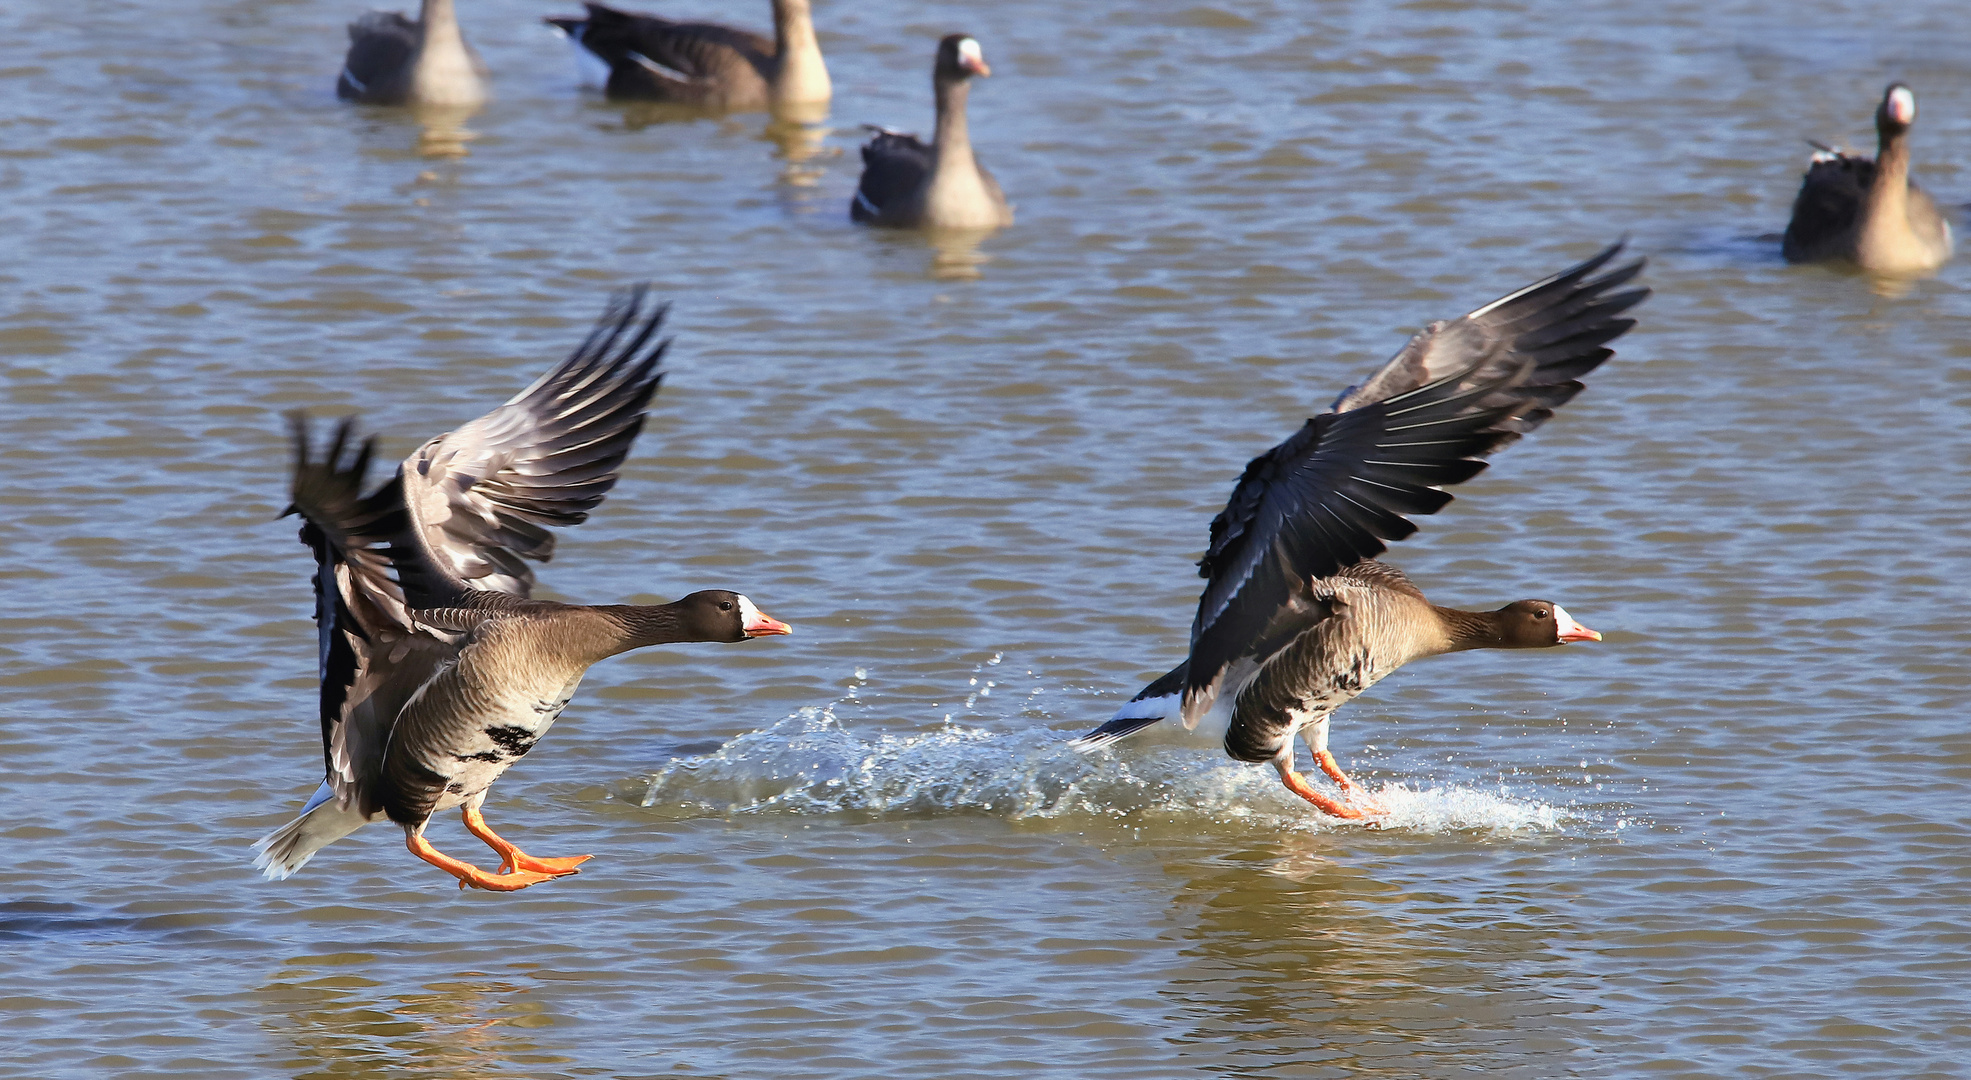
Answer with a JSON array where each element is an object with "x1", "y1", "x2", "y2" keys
[
  {"x1": 288, "y1": 417, "x2": 461, "y2": 815},
  {"x1": 1182, "y1": 243, "x2": 1647, "y2": 721},
  {"x1": 399, "y1": 286, "x2": 670, "y2": 597}
]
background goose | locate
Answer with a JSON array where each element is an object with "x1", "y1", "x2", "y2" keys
[
  {"x1": 254, "y1": 289, "x2": 792, "y2": 892},
  {"x1": 544, "y1": 0, "x2": 829, "y2": 112},
  {"x1": 336, "y1": 0, "x2": 488, "y2": 107},
  {"x1": 1071, "y1": 244, "x2": 1648, "y2": 819},
  {"x1": 851, "y1": 35, "x2": 1012, "y2": 230},
  {"x1": 1782, "y1": 83, "x2": 1953, "y2": 273}
]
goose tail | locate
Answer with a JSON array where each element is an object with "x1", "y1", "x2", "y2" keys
[{"x1": 252, "y1": 782, "x2": 377, "y2": 880}]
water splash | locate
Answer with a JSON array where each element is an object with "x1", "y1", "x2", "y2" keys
[{"x1": 623, "y1": 702, "x2": 1573, "y2": 835}]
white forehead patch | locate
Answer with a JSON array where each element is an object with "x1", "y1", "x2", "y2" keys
[
  {"x1": 1552, "y1": 605, "x2": 1587, "y2": 638},
  {"x1": 958, "y1": 38, "x2": 985, "y2": 68},
  {"x1": 1887, "y1": 85, "x2": 1916, "y2": 124},
  {"x1": 737, "y1": 595, "x2": 762, "y2": 626}
]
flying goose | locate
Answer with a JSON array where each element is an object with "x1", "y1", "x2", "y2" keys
[
  {"x1": 851, "y1": 35, "x2": 1012, "y2": 230},
  {"x1": 1782, "y1": 83, "x2": 1954, "y2": 273},
  {"x1": 336, "y1": 0, "x2": 488, "y2": 107},
  {"x1": 1071, "y1": 244, "x2": 1648, "y2": 819},
  {"x1": 544, "y1": 0, "x2": 830, "y2": 111},
  {"x1": 254, "y1": 289, "x2": 792, "y2": 891}
]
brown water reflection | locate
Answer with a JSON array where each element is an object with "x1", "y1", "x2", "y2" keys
[{"x1": 262, "y1": 959, "x2": 560, "y2": 1079}]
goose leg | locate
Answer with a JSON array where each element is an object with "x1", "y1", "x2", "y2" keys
[
  {"x1": 406, "y1": 829, "x2": 558, "y2": 892},
  {"x1": 461, "y1": 803, "x2": 591, "y2": 877},
  {"x1": 1275, "y1": 759, "x2": 1372, "y2": 819},
  {"x1": 1281, "y1": 719, "x2": 1384, "y2": 818}
]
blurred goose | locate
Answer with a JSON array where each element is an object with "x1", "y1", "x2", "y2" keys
[
  {"x1": 1071, "y1": 244, "x2": 1648, "y2": 819},
  {"x1": 544, "y1": 0, "x2": 830, "y2": 111},
  {"x1": 254, "y1": 289, "x2": 792, "y2": 892},
  {"x1": 851, "y1": 35, "x2": 1012, "y2": 230},
  {"x1": 1783, "y1": 83, "x2": 1953, "y2": 273},
  {"x1": 336, "y1": 0, "x2": 488, "y2": 107}
]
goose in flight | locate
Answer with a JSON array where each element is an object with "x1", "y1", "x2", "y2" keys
[
  {"x1": 255, "y1": 289, "x2": 791, "y2": 890},
  {"x1": 1072, "y1": 244, "x2": 1647, "y2": 819}
]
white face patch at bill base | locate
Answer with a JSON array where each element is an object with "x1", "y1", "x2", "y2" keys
[
  {"x1": 957, "y1": 38, "x2": 986, "y2": 72},
  {"x1": 737, "y1": 595, "x2": 790, "y2": 636},
  {"x1": 1886, "y1": 86, "x2": 1916, "y2": 125},
  {"x1": 1552, "y1": 604, "x2": 1600, "y2": 643}
]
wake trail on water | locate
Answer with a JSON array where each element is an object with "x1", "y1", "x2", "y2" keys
[{"x1": 622, "y1": 686, "x2": 1575, "y2": 836}]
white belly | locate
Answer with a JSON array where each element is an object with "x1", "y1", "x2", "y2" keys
[{"x1": 427, "y1": 674, "x2": 584, "y2": 812}]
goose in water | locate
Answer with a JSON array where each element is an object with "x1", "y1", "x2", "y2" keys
[
  {"x1": 1782, "y1": 83, "x2": 1953, "y2": 273},
  {"x1": 254, "y1": 289, "x2": 792, "y2": 891},
  {"x1": 851, "y1": 35, "x2": 1012, "y2": 230},
  {"x1": 544, "y1": 0, "x2": 830, "y2": 112},
  {"x1": 1071, "y1": 244, "x2": 1648, "y2": 819},
  {"x1": 336, "y1": 0, "x2": 488, "y2": 107}
]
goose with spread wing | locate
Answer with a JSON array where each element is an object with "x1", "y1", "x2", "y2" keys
[
  {"x1": 254, "y1": 289, "x2": 791, "y2": 891},
  {"x1": 1071, "y1": 244, "x2": 1647, "y2": 819},
  {"x1": 544, "y1": 0, "x2": 829, "y2": 111}
]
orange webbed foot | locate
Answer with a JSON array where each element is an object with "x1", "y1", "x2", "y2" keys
[
  {"x1": 461, "y1": 805, "x2": 590, "y2": 879},
  {"x1": 497, "y1": 852, "x2": 592, "y2": 877},
  {"x1": 456, "y1": 866, "x2": 561, "y2": 892},
  {"x1": 1279, "y1": 768, "x2": 1384, "y2": 821}
]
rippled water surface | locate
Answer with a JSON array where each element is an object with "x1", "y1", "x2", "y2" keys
[{"x1": 4, "y1": 0, "x2": 1970, "y2": 1076}]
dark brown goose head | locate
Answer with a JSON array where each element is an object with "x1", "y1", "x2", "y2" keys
[
  {"x1": 935, "y1": 34, "x2": 990, "y2": 82},
  {"x1": 671, "y1": 590, "x2": 793, "y2": 642},
  {"x1": 1488, "y1": 600, "x2": 1601, "y2": 648},
  {"x1": 1876, "y1": 83, "x2": 1916, "y2": 138}
]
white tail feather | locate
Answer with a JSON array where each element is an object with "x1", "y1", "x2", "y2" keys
[{"x1": 252, "y1": 786, "x2": 380, "y2": 880}]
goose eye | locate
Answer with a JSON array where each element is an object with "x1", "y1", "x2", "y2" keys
[
  {"x1": 1534, "y1": 609, "x2": 1549, "y2": 619},
  {"x1": 719, "y1": 600, "x2": 733, "y2": 611}
]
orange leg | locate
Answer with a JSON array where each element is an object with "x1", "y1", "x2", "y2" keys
[
  {"x1": 407, "y1": 831, "x2": 559, "y2": 892},
  {"x1": 461, "y1": 804, "x2": 592, "y2": 877},
  {"x1": 1312, "y1": 749, "x2": 1385, "y2": 813},
  {"x1": 1278, "y1": 767, "x2": 1373, "y2": 819}
]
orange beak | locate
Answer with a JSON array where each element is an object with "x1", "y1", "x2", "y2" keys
[
  {"x1": 1554, "y1": 605, "x2": 1601, "y2": 643},
  {"x1": 964, "y1": 57, "x2": 992, "y2": 76},
  {"x1": 743, "y1": 610, "x2": 793, "y2": 637}
]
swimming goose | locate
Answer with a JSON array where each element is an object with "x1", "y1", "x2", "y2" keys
[
  {"x1": 851, "y1": 35, "x2": 1012, "y2": 230},
  {"x1": 336, "y1": 0, "x2": 488, "y2": 107},
  {"x1": 254, "y1": 289, "x2": 792, "y2": 891},
  {"x1": 1071, "y1": 244, "x2": 1648, "y2": 819},
  {"x1": 1782, "y1": 83, "x2": 1953, "y2": 273},
  {"x1": 544, "y1": 0, "x2": 830, "y2": 111}
]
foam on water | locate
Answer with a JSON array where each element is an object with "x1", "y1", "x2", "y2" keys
[{"x1": 625, "y1": 699, "x2": 1574, "y2": 836}]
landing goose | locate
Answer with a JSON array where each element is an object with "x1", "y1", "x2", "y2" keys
[
  {"x1": 254, "y1": 289, "x2": 792, "y2": 891},
  {"x1": 1071, "y1": 244, "x2": 1648, "y2": 819},
  {"x1": 851, "y1": 35, "x2": 1012, "y2": 230},
  {"x1": 1782, "y1": 83, "x2": 1953, "y2": 273},
  {"x1": 336, "y1": 0, "x2": 488, "y2": 107},
  {"x1": 544, "y1": 0, "x2": 830, "y2": 111}
]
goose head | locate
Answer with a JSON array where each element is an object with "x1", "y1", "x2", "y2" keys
[
  {"x1": 936, "y1": 34, "x2": 991, "y2": 81},
  {"x1": 1877, "y1": 83, "x2": 1917, "y2": 137},
  {"x1": 1492, "y1": 600, "x2": 1601, "y2": 648},
  {"x1": 674, "y1": 590, "x2": 793, "y2": 642}
]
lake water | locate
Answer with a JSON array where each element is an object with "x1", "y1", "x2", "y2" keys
[{"x1": 3, "y1": 0, "x2": 1968, "y2": 1076}]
